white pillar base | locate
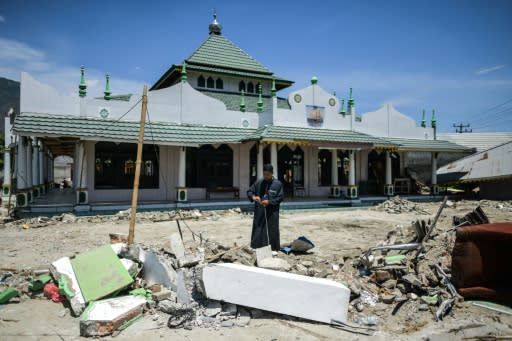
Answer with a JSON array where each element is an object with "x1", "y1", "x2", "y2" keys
[
  {"x1": 176, "y1": 187, "x2": 188, "y2": 202},
  {"x1": 76, "y1": 189, "x2": 89, "y2": 205},
  {"x1": 431, "y1": 184, "x2": 439, "y2": 196},
  {"x1": 16, "y1": 192, "x2": 28, "y2": 208},
  {"x1": 330, "y1": 185, "x2": 342, "y2": 198},
  {"x1": 384, "y1": 184, "x2": 394, "y2": 196},
  {"x1": 347, "y1": 185, "x2": 358, "y2": 199}
]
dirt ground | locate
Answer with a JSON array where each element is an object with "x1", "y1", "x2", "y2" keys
[{"x1": 1, "y1": 200, "x2": 511, "y2": 340}]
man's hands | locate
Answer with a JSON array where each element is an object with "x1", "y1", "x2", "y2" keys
[{"x1": 252, "y1": 195, "x2": 269, "y2": 207}]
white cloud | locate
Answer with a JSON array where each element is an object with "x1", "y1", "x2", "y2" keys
[
  {"x1": 0, "y1": 37, "x2": 145, "y2": 96},
  {"x1": 475, "y1": 64, "x2": 506, "y2": 75},
  {"x1": 0, "y1": 15, "x2": 5, "y2": 23}
]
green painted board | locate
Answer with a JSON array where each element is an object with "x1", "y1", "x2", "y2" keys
[{"x1": 71, "y1": 244, "x2": 133, "y2": 303}]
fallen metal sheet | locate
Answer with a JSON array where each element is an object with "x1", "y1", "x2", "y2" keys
[
  {"x1": 71, "y1": 245, "x2": 133, "y2": 303},
  {"x1": 202, "y1": 263, "x2": 350, "y2": 324},
  {"x1": 468, "y1": 300, "x2": 512, "y2": 316},
  {"x1": 79, "y1": 295, "x2": 147, "y2": 337},
  {"x1": 141, "y1": 250, "x2": 177, "y2": 291},
  {"x1": 50, "y1": 256, "x2": 86, "y2": 315}
]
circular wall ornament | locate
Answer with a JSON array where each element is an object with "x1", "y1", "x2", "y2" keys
[
  {"x1": 242, "y1": 119, "x2": 250, "y2": 128},
  {"x1": 99, "y1": 108, "x2": 110, "y2": 119},
  {"x1": 294, "y1": 94, "x2": 302, "y2": 103},
  {"x1": 329, "y1": 98, "x2": 336, "y2": 107}
]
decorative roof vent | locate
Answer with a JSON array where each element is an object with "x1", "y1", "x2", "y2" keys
[{"x1": 209, "y1": 12, "x2": 222, "y2": 35}]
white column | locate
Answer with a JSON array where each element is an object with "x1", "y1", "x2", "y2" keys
[
  {"x1": 32, "y1": 138, "x2": 40, "y2": 190},
  {"x1": 431, "y1": 152, "x2": 437, "y2": 186},
  {"x1": 3, "y1": 118, "x2": 12, "y2": 191},
  {"x1": 257, "y1": 143, "x2": 264, "y2": 179},
  {"x1": 80, "y1": 142, "x2": 87, "y2": 188},
  {"x1": 270, "y1": 143, "x2": 278, "y2": 177},
  {"x1": 26, "y1": 138, "x2": 33, "y2": 191},
  {"x1": 331, "y1": 149, "x2": 338, "y2": 185},
  {"x1": 178, "y1": 147, "x2": 186, "y2": 187},
  {"x1": 385, "y1": 151, "x2": 392, "y2": 185},
  {"x1": 348, "y1": 150, "x2": 356, "y2": 186},
  {"x1": 74, "y1": 142, "x2": 81, "y2": 189},
  {"x1": 16, "y1": 137, "x2": 27, "y2": 190},
  {"x1": 39, "y1": 141, "x2": 44, "y2": 188}
]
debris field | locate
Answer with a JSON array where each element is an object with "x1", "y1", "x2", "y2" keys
[{"x1": 1, "y1": 198, "x2": 512, "y2": 340}]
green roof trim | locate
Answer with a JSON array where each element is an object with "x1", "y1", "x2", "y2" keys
[
  {"x1": 186, "y1": 34, "x2": 272, "y2": 74},
  {"x1": 244, "y1": 125, "x2": 395, "y2": 146},
  {"x1": 199, "y1": 90, "x2": 290, "y2": 111},
  {"x1": 384, "y1": 137, "x2": 472, "y2": 152}
]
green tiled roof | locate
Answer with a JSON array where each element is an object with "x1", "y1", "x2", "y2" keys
[
  {"x1": 384, "y1": 137, "x2": 472, "y2": 152},
  {"x1": 186, "y1": 34, "x2": 272, "y2": 74},
  {"x1": 199, "y1": 90, "x2": 290, "y2": 111},
  {"x1": 13, "y1": 114, "x2": 256, "y2": 146},
  {"x1": 245, "y1": 125, "x2": 395, "y2": 146}
]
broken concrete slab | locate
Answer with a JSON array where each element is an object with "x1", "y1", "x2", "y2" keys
[
  {"x1": 152, "y1": 288, "x2": 176, "y2": 302},
  {"x1": 257, "y1": 258, "x2": 291, "y2": 272},
  {"x1": 176, "y1": 270, "x2": 190, "y2": 305},
  {"x1": 141, "y1": 250, "x2": 177, "y2": 291},
  {"x1": 178, "y1": 254, "x2": 202, "y2": 268},
  {"x1": 79, "y1": 295, "x2": 147, "y2": 337},
  {"x1": 202, "y1": 263, "x2": 350, "y2": 324},
  {"x1": 120, "y1": 258, "x2": 138, "y2": 277},
  {"x1": 50, "y1": 256, "x2": 86, "y2": 316},
  {"x1": 170, "y1": 233, "x2": 185, "y2": 259},
  {"x1": 204, "y1": 300, "x2": 222, "y2": 317},
  {"x1": 71, "y1": 245, "x2": 133, "y2": 303}
]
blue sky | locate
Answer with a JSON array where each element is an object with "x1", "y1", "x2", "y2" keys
[{"x1": 1, "y1": 0, "x2": 511, "y2": 132}]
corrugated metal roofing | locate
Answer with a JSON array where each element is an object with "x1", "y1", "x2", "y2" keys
[
  {"x1": 437, "y1": 132, "x2": 512, "y2": 152},
  {"x1": 13, "y1": 113, "x2": 255, "y2": 146},
  {"x1": 384, "y1": 137, "x2": 472, "y2": 152},
  {"x1": 437, "y1": 141, "x2": 512, "y2": 183}
]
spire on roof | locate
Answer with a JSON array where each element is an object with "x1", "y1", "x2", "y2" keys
[
  {"x1": 79, "y1": 66, "x2": 87, "y2": 98},
  {"x1": 209, "y1": 11, "x2": 222, "y2": 35},
  {"x1": 339, "y1": 99, "x2": 346, "y2": 115},
  {"x1": 104, "y1": 74, "x2": 111, "y2": 100},
  {"x1": 421, "y1": 109, "x2": 426, "y2": 128},
  {"x1": 257, "y1": 85, "x2": 263, "y2": 112},
  {"x1": 431, "y1": 109, "x2": 437, "y2": 128},
  {"x1": 181, "y1": 62, "x2": 187, "y2": 82},
  {"x1": 271, "y1": 77, "x2": 276, "y2": 97},
  {"x1": 348, "y1": 87, "x2": 354, "y2": 110}
]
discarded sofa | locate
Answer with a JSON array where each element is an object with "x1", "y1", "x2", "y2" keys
[{"x1": 451, "y1": 222, "x2": 512, "y2": 304}]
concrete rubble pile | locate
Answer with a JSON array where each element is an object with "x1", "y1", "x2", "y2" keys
[
  {"x1": 0, "y1": 219, "x2": 350, "y2": 337},
  {"x1": 371, "y1": 196, "x2": 431, "y2": 215},
  {"x1": 2, "y1": 207, "x2": 246, "y2": 230}
]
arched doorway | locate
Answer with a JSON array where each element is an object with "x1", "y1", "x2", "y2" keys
[{"x1": 278, "y1": 145, "x2": 304, "y2": 197}]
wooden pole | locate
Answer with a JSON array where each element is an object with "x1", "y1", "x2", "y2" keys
[{"x1": 128, "y1": 85, "x2": 148, "y2": 245}]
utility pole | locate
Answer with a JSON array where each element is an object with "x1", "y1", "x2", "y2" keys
[
  {"x1": 452, "y1": 123, "x2": 472, "y2": 133},
  {"x1": 128, "y1": 85, "x2": 148, "y2": 245}
]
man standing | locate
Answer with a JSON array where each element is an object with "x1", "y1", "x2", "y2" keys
[{"x1": 247, "y1": 164, "x2": 284, "y2": 251}]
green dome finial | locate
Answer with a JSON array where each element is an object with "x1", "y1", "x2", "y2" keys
[
  {"x1": 431, "y1": 109, "x2": 437, "y2": 128},
  {"x1": 240, "y1": 90, "x2": 246, "y2": 112},
  {"x1": 181, "y1": 62, "x2": 187, "y2": 82},
  {"x1": 271, "y1": 77, "x2": 276, "y2": 97},
  {"x1": 79, "y1": 66, "x2": 87, "y2": 98},
  {"x1": 310, "y1": 76, "x2": 318, "y2": 85},
  {"x1": 421, "y1": 109, "x2": 426, "y2": 128},
  {"x1": 257, "y1": 84, "x2": 263, "y2": 112},
  {"x1": 103, "y1": 74, "x2": 111, "y2": 100},
  {"x1": 339, "y1": 99, "x2": 346, "y2": 115}
]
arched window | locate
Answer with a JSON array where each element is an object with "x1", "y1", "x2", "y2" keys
[
  {"x1": 197, "y1": 75, "x2": 205, "y2": 87},
  {"x1": 255, "y1": 83, "x2": 261, "y2": 93},
  {"x1": 215, "y1": 78, "x2": 223, "y2": 89},
  {"x1": 206, "y1": 76, "x2": 214, "y2": 88},
  {"x1": 247, "y1": 82, "x2": 254, "y2": 93},
  {"x1": 238, "y1": 81, "x2": 246, "y2": 92}
]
